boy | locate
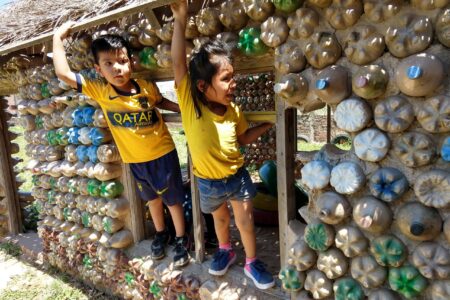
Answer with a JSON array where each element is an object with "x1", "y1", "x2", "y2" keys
[{"x1": 53, "y1": 22, "x2": 189, "y2": 268}]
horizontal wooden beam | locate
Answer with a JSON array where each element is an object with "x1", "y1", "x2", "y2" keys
[
  {"x1": 0, "y1": 88, "x2": 17, "y2": 97},
  {"x1": 244, "y1": 111, "x2": 276, "y2": 123},
  {"x1": 0, "y1": 0, "x2": 175, "y2": 56},
  {"x1": 134, "y1": 52, "x2": 274, "y2": 81},
  {"x1": 162, "y1": 113, "x2": 181, "y2": 123}
]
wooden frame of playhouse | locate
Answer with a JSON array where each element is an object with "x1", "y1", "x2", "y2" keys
[{"x1": 0, "y1": 0, "x2": 309, "y2": 268}]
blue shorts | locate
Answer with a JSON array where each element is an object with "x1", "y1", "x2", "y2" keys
[
  {"x1": 129, "y1": 149, "x2": 184, "y2": 206},
  {"x1": 197, "y1": 167, "x2": 257, "y2": 214}
]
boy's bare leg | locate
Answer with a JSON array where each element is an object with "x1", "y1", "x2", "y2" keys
[
  {"x1": 147, "y1": 198, "x2": 165, "y2": 232},
  {"x1": 230, "y1": 200, "x2": 256, "y2": 259},
  {"x1": 167, "y1": 203, "x2": 186, "y2": 237},
  {"x1": 211, "y1": 202, "x2": 231, "y2": 245}
]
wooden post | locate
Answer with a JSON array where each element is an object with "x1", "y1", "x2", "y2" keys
[
  {"x1": 189, "y1": 153, "x2": 204, "y2": 262},
  {"x1": 327, "y1": 105, "x2": 331, "y2": 143},
  {"x1": 122, "y1": 164, "x2": 145, "y2": 243},
  {"x1": 276, "y1": 98, "x2": 296, "y2": 266},
  {"x1": 0, "y1": 97, "x2": 21, "y2": 235}
]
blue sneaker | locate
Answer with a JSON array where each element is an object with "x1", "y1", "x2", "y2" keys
[
  {"x1": 244, "y1": 259, "x2": 275, "y2": 290},
  {"x1": 208, "y1": 249, "x2": 236, "y2": 276}
]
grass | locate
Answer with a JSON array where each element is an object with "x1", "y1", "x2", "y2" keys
[
  {"x1": 0, "y1": 241, "x2": 22, "y2": 257},
  {"x1": 0, "y1": 252, "x2": 113, "y2": 300},
  {"x1": 297, "y1": 140, "x2": 325, "y2": 152},
  {"x1": 167, "y1": 124, "x2": 188, "y2": 170},
  {"x1": 0, "y1": 267, "x2": 100, "y2": 300},
  {"x1": 297, "y1": 140, "x2": 352, "y2": 152}
]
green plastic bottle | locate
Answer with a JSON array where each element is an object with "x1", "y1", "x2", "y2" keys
[
  {"x1": 56, "y1": 127, "x2": 69, "y2": 145},
  {"x1": 100, "y1": 180, "x2": 124, "y2": 198},
  {"x1": 237, "y1": 27, "x2": 268, "y2": 57},
  {"x1": 139, "y1": 47, "x2": 158, "y2": 69},
  {"x1": 41, "y1": 82, "x2": 50, "y2": 98},
  {"x1": 273, "y1": 0, "x2": 302, "y2": 13},
  {"x1": 47, "y1": 130, "x2": 59, "y2": 146},
  {"x1": 87, "y1": 179, "x2": 102, "y2": 197},
  {"x1": 67, "y1": 178, "x2": 79, "y2": 194}
]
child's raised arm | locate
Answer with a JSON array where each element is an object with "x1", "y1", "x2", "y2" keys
[
  {"x1": 171, "y1": 0, "x2": 188, "y2": 87},
  {"x1": 52, "y1": 21, "x2": 77, "y2": 89}
]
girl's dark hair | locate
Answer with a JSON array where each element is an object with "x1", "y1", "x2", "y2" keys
[
  {"x1": 91, "y1": 34, "x2": 131, "y2": 64},
  {"x1": 188, "y1": 39, "x2": 232, "y2": 118}
]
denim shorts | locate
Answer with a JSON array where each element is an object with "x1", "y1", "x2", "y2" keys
[
  {"x1": 129, "y1": 149, "x2": 184, "y2": 206},
  {"x1": 197, "y1": 167, "x2": 257, "y2": 213}
]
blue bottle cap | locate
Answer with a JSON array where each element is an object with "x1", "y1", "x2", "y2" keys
[
  {"x1": 315, "y1": 78, "x2": 328, "y2": 90},
  {"x1": 407, "y1": 66, "x2": 422, "y2": 79}
]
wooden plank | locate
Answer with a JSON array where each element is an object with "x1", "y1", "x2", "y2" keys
[
  {"x1": 133, "y1": 53, "x2": 274, "y2": 81},
  {"x1": 0, "y1": 0, "x2": 176, "y2": 55},
  {"x1": 326, "y1": 105, "x2": 331, "y2": 143},
  {"x1": 0, "y1": 88, "x2": 18, "y2": 97},
  {"x1": 189, "y1": 153, "x2": 204, "y2": 262},
  {"x1": 162, "y1": 113, "x2": 181, "y2": 123},
  {"x1": 122, "y1": 163, "x2": 145, "y2": 243},
  {"x1": 244, "y1": 111, "x2": 276, "y2": 123},
  {"x1": 0, "y1": 99, "x2": 21, "y2": 234},
  {"x1": 143, "y1": 7, "x2": 162, "y2": 29},
  {"x1": 275, "y1": 97, "x2": 296, "y2": 266},
  {"x1": 18, "y1": 192, "x2": 34, "y2": 204}
]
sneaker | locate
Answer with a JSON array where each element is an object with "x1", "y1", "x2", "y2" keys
[
  {"x1": 244, "y1": 259, "x2": 275, "y2": 290},
  {"x1": 151, "y1": 229, "x2": 169, "y2": 260},
  {"x1": 208, "y1": 249, "x2": 236, "y2": 276},
  {"x1": 173, "y1": 235, "x2": 190, "y2": 268}
]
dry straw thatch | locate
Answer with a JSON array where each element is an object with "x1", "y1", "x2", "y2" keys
[{"x1": 0, "y1": 0, "x2": 142, "y2": 47}]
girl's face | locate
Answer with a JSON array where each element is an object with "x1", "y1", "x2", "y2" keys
[{"x1": 203, "y1": 57, "x2": 236, "y2": 106}]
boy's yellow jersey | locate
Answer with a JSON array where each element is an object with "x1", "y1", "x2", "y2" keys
[
  {"x1": 76, "y1": 74, "x2": 175, "y2": 163},
  {"x1": 175, "y1": 74, "x2": 248, "y2": 180}
]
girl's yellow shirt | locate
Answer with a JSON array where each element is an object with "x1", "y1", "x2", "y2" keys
[{"x1": 175, "y1": 74, "x2": 248, "y2": 180}]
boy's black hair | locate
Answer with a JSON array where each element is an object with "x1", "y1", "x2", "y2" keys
[
  {"x1": 188, "y1": 39, "x2": 232, "y2": 118},
  {"x1": 91, "y1": 34, "x2": 131, "y2": 64}
]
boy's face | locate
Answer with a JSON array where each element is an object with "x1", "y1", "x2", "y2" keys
[
  {"x1": 94, "y1": 48, "x2": 132, "y2": 90},
  {"x1": 202, "y1": 56, "x2": 236, "y2": 106}
]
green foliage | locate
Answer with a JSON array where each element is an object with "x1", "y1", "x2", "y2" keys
[
  {"x1": 23, "y1": 202, "x2": 40, "y2": 231},
  {"x1": 0, "y1": 261, "x2": 112, "y2": 300},
  {"x1": 168, "y1": 125, "x2": 188, "y2": 170},
  {"x1": 0, "y1": 241, "x2": 22, "y2": 257},
  {"x1": 297, "y1": 140, "x2": 324, "y2": 151},
  {"x1": 335, "y1": 140, "x2": 352, "y2": 151}
]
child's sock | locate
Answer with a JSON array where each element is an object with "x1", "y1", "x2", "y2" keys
[
  {"x1": 219, "y1": 242, "x2": 232, "y2": 251},
  {"x1": 245, "y1": 256, "x2": 257, "y2": 272}
]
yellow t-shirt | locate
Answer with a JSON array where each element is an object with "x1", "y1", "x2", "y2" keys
[
  {"x1": 76, "y1": 74, "x2": 175, "y2": 163},
  {"x1": 175, "y1": 74, "x2": 248, "y2": 179}
]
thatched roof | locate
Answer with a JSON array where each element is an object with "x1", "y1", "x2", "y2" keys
[{"x1": 0, "y1": 0, "x2": 139, "y2": 48}]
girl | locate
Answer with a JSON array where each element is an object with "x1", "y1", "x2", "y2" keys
[{"x1": 171, "y1": 0, "x2": 275, "y2": 290}]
